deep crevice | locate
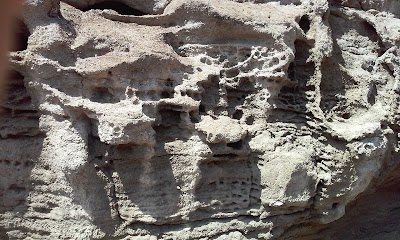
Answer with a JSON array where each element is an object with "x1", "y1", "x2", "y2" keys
[
  {"x1": 11, "y1": 19, "x2": 30, "y2": 52},
  {"x1": 274, "y1": 39, "x2": 314, "y2": 122},
  {"x1": 212, "y1": 153, "x2": 239, "y2": 158},
  {"x1": 82, "y1": 1, "x2": 146, "y2": 16},
  {"x1": 227, "y1": 140, "x2": 243, "y2": 150},
  {"x1": 190, "y1": 111, "x2": 200, "y2": 123},
  {"x1": 382, "y1": 62, "x2": 395, "y2": 78}
]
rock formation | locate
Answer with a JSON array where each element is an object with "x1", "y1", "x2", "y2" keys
[{"x1": 1, "y1": 0, "x2": 400, "y2": 239}]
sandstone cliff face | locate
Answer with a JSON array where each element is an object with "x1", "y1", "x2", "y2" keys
[{"x1": 1, "y1": 0, "x2": 400, "y2": 239}]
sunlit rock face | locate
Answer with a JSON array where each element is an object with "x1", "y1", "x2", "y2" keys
[{"x1": 1, "y1": 0, "x2": 400, "y2": 239}]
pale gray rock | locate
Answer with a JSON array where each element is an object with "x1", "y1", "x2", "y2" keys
[{"x1": 1, "y1": 0, "x2": 400, "y2": 239}]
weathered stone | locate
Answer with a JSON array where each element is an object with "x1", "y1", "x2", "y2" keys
[{"x1": 1, "y1": 0, "x2": 400, "y2": 239}]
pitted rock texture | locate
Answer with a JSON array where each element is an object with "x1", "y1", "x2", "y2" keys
[{"x1": 1, "y1": 0, "x2": 400, "y2": 239}]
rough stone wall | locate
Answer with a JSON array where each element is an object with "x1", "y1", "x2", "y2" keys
[{"x1": 1, "y1": 0, "x2": 400, "y2": 239}]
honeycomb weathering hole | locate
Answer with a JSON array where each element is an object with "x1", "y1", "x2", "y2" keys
[{"x1": 82, "y1": 1, "x2": 146, "y2": 16}]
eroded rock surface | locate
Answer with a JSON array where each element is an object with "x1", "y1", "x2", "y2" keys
[{"x1": 1, "y1": 0, "x2": 400, "y2": 239}]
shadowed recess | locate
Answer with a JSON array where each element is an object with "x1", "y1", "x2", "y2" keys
[
  {"x1": 298, "y1": 15, "x2": 311, "y2": 34},
  {"x1": 11, "y1": 19, "x2": 30, "y2": 52},
  {"x1": 82, "y1": 1, "x2": 146, "y2": 16}
]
